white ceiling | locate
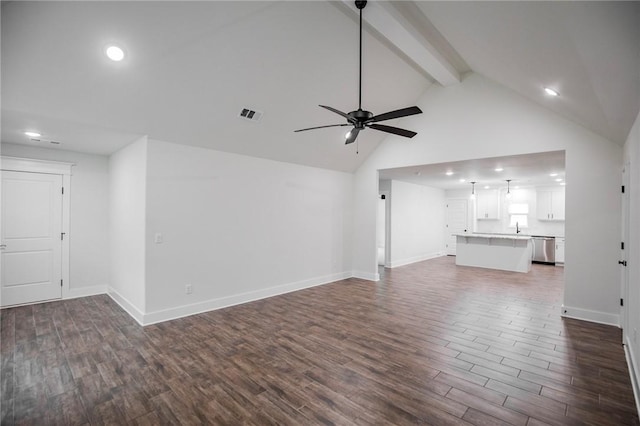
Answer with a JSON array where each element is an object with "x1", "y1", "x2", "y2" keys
[
  {"x1": 379, "y1": 151, "x2": 566, "y2": 190},
  {"x1": 2, "y1": 1, "x2": 638, "y2": 174}
]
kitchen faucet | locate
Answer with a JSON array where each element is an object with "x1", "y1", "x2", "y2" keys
[{"x1": 516, "y1": 222, "x2": 521, "y2": 234}]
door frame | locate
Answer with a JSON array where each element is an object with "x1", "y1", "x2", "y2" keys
[
  {"x1": 1, "y1": 156, "x2": 73, "y2": 304},
  {"x1": 379, "y1": 190, "x2": 391, "y2": 268}
]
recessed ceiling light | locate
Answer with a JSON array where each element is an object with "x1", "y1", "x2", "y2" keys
[
  {"x1": 105, "y1": 45, "x2": 125, "y2": 61},
  {"x1": 445, "y1": 171, "x2": 453, "y2": 176},
  {"x1": 560, "y1": 182, "x2": 566, "y2": 186},
  {"x1": 544, "y1": 87, "x2": 559, "y2": 97},
  {"x1": 549, "y1": 172, "x2": 558, "y2": 177},
  {"x1": 24, "y1": 131, "x2": 41, "y2": 137},
  {"x1": 555, "y1": 178, "x2": 563, "y2": 182},
  {"x1": 484, "y1": 185, "x2": 490, "y2": 189},
  {"x1": 459, "y1": 178, "x2": 466, "y2": 183},
  {"x1": 494, "y1": 167, "x2": 503, "y2": 172},
  {"x1": 514, "y1": 186, "x2": 520, "y2": 189}
]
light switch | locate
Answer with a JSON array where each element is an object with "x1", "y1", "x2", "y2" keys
[{"x1": 154, "y1": 233, "x2": 163, "y2": 244}]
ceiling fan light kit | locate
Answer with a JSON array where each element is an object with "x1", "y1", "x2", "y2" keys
[{"x1": 295, "y1": 0, "x2": 422, "y2": 146}]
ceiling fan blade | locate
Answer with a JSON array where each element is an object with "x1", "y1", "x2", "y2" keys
[
  {"x1": 370, "y1": 106, "x2": 422, "y2": 123},
  {"x1": 319, "y1": 105, "x2": 354, "y2": 122},
  {"x1": 368, "y1": 123, "x2": 417, "y2": 138},
  {"x1": 294, "y1": 123, "x2": 350, "y2": 132},
  {"x1": 345, "y1": 127, "x2": 360, "y2": 145}
]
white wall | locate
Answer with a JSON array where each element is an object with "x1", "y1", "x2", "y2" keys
[
  {"x1": 143, "y1": 139, "x2": 353, "y2": 323},
  {"x1": 623, "y1": 109, "x2": 640, "y2": 402},
  {"x1": 0, "y1": 143, "x2": 110, "y2": 297},
  {"x1": 108, "y1": 136, "x2": 147, "y2": 321},
  {"x1": 388, "y1": 180, "x2": 446, "y2": 267},
  {"x1": 353, "y1": 73, "x2": 622, "y2": 325}
]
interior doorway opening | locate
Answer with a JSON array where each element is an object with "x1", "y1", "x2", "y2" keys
[
  {"x1": 377, "y1": 193, "x2": 389, "y2": 267},
  {"x1": 377, "y1": 151, "x2": 566, "y2": 276}
]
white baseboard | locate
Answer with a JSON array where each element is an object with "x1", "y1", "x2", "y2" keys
[
  {"x1": 64, "y1": 285, "x2": 107, "y2": 300},
  {"x1": 142, "y1": 271, "x2": 353, "y2": 326},
  {"x1": 107, "y1": 287, "x2": 145, "y2": 326},
  {"x1": 560, "y1": 304, "x2": 620, "y2": 327},
  {"x1": 1, "y1": 285, "x2": 108, "y2": 309},
  {"x1": 352, "y1": 270, "x2": 379, "y2": 281},
  {"x1": 388, "y1": 251, "x2": 445, "y2": 269},
  {"x1": 624, "y1": 335, "x2": 640, "y2": 418}
]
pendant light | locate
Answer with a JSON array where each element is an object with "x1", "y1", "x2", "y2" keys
[
  {"x1": 470, "y1": 181, "x2": 476, "y2": 200},
  {"x1": 506, "y1": 179, "x2": 512, "y2": 199}
]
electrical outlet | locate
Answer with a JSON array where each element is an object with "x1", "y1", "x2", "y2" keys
[
  {"x1": 154, "y1": 233, "x2": 163, "y2": 244},
  {"x1": 185, "y1": 284, "x2": 193, "y2": 294}
]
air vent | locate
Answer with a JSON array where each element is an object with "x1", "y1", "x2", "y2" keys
[
  {"x1": 31, "y1": 138, "x2": 61, "y2": 146},
  {"x1": 238, "y1": 108, "x2": 263, "y2": 122}
]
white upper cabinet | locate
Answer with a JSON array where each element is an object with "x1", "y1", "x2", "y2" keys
[
  {"x1": 537, "y1": 187, "x2": 565, "y2": 221},
  {"x1": 476, "y1": 189, "x2": 500, "y2": 220}
]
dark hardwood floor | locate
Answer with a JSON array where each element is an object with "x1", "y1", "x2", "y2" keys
[{"x1": 1, "y1": 256, "x2": 638, "y2": 425}]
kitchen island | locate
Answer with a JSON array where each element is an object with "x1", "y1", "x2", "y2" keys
[{"x1": 454, "y1": 233, "x2": 533, "y2": 273}]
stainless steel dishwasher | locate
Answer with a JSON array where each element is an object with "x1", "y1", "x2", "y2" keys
[{"x1": 532, "y1": 236, "x2": 556, "y2": 264}]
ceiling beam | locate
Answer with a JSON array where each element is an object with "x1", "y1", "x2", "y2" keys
[{"x1": 339, "y1": 0, "x2": 461, "y2": 86}]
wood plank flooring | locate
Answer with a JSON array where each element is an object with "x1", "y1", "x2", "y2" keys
[{"x1": 1, "y1": 256, "x2": 638, "y2": 425}]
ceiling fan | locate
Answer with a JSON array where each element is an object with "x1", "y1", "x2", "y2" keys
[{"x1": 294, "y1": 0, "x2": 422, "y2": 145}]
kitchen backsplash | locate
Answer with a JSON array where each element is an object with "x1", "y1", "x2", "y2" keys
[{"x1": 475, "y1": 216, "x2": 565, "y2": 237}]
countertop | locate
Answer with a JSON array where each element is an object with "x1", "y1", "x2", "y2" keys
[{"x1": 453, "y1": 233, "x2": 532, "y2": 241}]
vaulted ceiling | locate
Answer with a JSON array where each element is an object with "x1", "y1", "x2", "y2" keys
[{"x1": 2, "y1": 1, "x2": 639, "y2": 173}]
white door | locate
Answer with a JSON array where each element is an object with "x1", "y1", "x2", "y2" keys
[
  {"x1": 621, "y1": 164, "x2": 630, "y2": 339},
  {"x1": 446, "y1": 199, "x2": 468, "y2": 255},
  {"x1": 1, "y1": 171, "x2": 63, "y2": 306},
  {"x1": 551, "y1": 189, "x2": 565, "y2": 220}
]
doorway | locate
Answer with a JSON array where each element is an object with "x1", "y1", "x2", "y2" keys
[
  {"x1": 377, "y1": 194, "x2": 388, "y2": 266},
  {"x1": 1, "y1": 157, "x2": 71, "y2": 307}
]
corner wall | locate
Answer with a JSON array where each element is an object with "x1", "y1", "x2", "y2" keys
[
  {"x1": 108, "y1": 136, "x2": 148, "y2": 322},
  {"x1": 354, "y1": 73, "x2": 622, "y2": 325},
  {"x1": 142, "y1": 139, "x2": 354, "y2": 324}
]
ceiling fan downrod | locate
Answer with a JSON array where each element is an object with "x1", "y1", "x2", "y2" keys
[{"x1": 356, "y1": 0, "x2": 367, "y2": 111}]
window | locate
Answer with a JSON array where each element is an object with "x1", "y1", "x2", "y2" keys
[{"x1": 508, "y1": 203, "x2": 529, "y2": 229}]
